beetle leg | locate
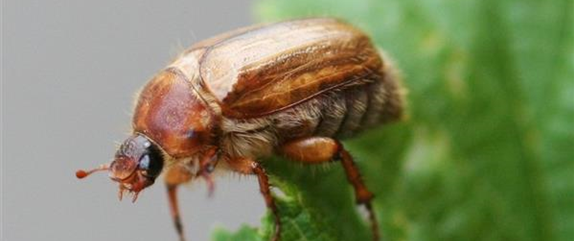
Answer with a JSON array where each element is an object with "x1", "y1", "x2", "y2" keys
[
  {"x1": 281, "y1": 137, "x2": 379, "y2": 241},
  {"x1": 227, "y1": 157, "x2": 281, "y2": 241},
  {"x1": 164, "y1": 165, "x2": 193, "y2": 241},
  {"x1": 198, "y1": 147, "x2": 219, "y2": 197}
]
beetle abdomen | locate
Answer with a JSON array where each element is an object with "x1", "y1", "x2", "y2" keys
[
  {"x1": 315, "y1": 54, "x2": 403, "y2": 139},
  {"x1": 219, "y1": 56, "x2": 403, "y2": 158}
]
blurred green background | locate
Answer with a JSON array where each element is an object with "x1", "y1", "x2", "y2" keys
[{"x1": 214, "y1": 0, "x2": 573, "y2": 241}]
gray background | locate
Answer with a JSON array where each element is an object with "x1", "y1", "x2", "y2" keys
[{"x1": 3, "y1": 1, "x2": 267, "y2": 241}]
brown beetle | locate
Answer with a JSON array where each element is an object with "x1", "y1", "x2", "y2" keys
[{"x1": 76, "y1": 18, "x2": 404, "y2": 241}]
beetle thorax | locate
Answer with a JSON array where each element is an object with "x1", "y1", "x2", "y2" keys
[{"x1": 132, "y1": 68, "x2": 216, "y2": 159}]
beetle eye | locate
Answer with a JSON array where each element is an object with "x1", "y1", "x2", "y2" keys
[{"x1": 137, "y1": 146, "x2": 164, "y2": 178}]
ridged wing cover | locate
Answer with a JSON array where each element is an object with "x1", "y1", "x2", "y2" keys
[{"x1": 196, "y1": 18, "x2": 383, "y2": 118}]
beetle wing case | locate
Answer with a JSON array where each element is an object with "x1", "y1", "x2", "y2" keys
[{"x1": 196, "y1": 18, "x2": 383, "y2": 119}]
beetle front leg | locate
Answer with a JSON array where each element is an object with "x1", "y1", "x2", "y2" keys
[
  {"x1": 164, "y1": 148, "x2": 218, "y2": 241},
  {"x1": 227, "y1": 157, "x2": 281, "y2": 241},
  {"x1": 281, "y1": 137, "x2": 380, "y2": 241},
  {"x1": 164, "y1": 165, "x2": 193, "y2": 241}
]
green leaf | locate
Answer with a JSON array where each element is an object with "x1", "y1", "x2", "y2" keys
[
  {"x1": 212, "y1": 225, "x2": 262, "y2": 241},
  {"x1": 213, "y1": 0, "x2": 574, "y2": 240}
]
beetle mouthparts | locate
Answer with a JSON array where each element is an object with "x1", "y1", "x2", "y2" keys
[
  {"x1": 75, "y1": 164, "x2": 110, "y2": 179},
  {"x1": 118, "y1": 186, "x2": 142, "y2": 203}
]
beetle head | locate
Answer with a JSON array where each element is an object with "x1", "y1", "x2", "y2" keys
[{"x1": 76, "y1": 134, "x2": 164, "y2": 202}]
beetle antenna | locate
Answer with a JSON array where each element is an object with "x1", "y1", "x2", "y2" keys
[{"x1": 76, "y1": 164, "x2": 110, "y2": 179}]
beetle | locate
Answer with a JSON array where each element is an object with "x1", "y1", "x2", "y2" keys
[{"x1": 76, "y1": 18, "x2": 404, "y2": 241}]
